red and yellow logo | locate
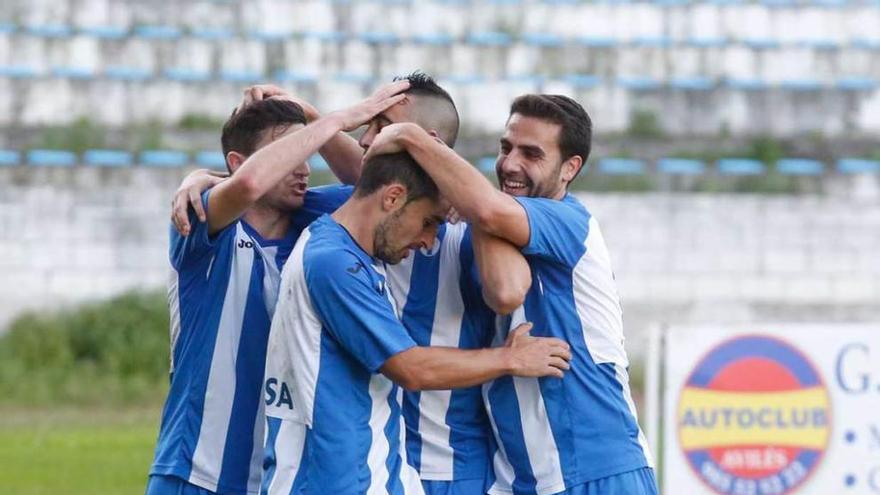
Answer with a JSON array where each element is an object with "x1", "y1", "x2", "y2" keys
[{"x1": 677, "y1": 335, "x2": 831, "y2": 495}]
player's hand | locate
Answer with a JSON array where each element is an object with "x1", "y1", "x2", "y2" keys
[
  {"x1": 503, "y1": 323, "x2": 571, "y2": 378},
  {"x1": 361, "y1": 122, "x2": 416, "y2": 163},
  {"x1": 238, "y1": 84, "x2": 321, "y2": 122},
  {"x1": 329, "y1": 80, "x2": 410, "y2": 132},
  {"x1": 171, "y1": 169, "x2": 228, "y2": 236}
]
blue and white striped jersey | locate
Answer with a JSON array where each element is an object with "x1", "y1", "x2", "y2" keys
[
  {"x1": 384, "y1": 222, "x2": 495, "y2": 482},
  {"x1": 262, "y1": 214, "x2": 424, "y2": 495},
  {"x1": 151, "y1": 185, "x2": 350, "y2": 494},
  {"x1": 483, "y1": 194, "x2": 653, "y2": 495}
]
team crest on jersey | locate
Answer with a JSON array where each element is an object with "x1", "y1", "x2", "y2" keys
[{"x1": 677, "y1": 335, "x2": 830, "y2": 495}]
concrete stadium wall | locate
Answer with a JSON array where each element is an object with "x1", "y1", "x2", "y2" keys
[{"x1": 1, "y1": 166, "x2": 878, "y2": 357}]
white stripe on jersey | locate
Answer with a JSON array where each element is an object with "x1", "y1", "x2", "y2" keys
[
  {"x1": 266, "y1": 420, "x2": 308, "y2": 495},
  {"x1": 190, "y1": 224, "x2": 255, "y2": 490},
  {"x1": 397, "y1": 386, "x2": 426, "y2": 494},
  {"x1": 366, "y1": 376, "x2": 394, "y2": 495},
  {"x1": 259, "y1": 244, "x2": 281, "y2": 317},
  {"x1": 614, "y1": 364, "x2": 655, "y2": 469},
  {"x1": 573, "y1": 217, "x2": 628, "y2": 366},
  {"x1": 269, "y1": 228, "x2": 322, "y2": 425},
  {"x1": 167, "y1": 269, "x2": 181, "y2": 374},
  {"x1": 418, "y1": 230, "x2": 465, "y2": 477}
]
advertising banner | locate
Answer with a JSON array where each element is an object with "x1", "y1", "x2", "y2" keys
[{"x1": 663, "y1": 324, "x2": 880, "y2": 495}]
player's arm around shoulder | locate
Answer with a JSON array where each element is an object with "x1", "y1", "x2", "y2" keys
[
  {"x1": 381, "y1": 323, "x2": 572, "y2": 391},
  {"x1": 169, "y1": 189, "x2": 234, "y2": 271}
]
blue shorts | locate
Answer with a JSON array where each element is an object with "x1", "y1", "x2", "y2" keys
[
  {"x1": 145, "y1": 475, "x2": 216, "y2": 495},
  {"x1": 422, "y1": 478, "x2": 488, "y2": 495},
  {"x1": 553, "y1": 467, "x2": 658, "y2": 495}
]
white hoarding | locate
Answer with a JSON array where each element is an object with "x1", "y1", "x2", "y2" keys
[{"x1": 663, "y1": 324, "x2": 880, "y2": 495}]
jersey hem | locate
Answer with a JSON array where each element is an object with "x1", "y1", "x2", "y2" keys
[
  {"x1": 150, "y1": 464, "x2": 261, "y2": 495},
  {"x1": 487, "y1": 459, "x2": 649, "y2": 495},
  {"x1": 416, "y1": 470, "x2": 487, "y2": 481}
]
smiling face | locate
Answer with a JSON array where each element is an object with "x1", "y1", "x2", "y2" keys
[
  {"x1": 496, "y1": 113, "x2": 568, "y2": 200},
  {"x1": 373, "y1": 196, "x2": 445, "y2": 265},
  {"x1": 255, "y1": 123, "x2": 310, "y2": 211}
]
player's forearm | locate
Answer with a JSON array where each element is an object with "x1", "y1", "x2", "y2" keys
[
  {"x1": 384, "y1": 346, "x2": 513, "y2": 391},
  {"x1": 398, "y1": 125, "x2": 505, "y2": 224},
  {"x1": 319, "y1": 133, "x2": 364, "y2": 185},
  {"x1": 241, "y1": 114, "x2": 345, "y2": 194},
  {"x1": 473, "y1": 227, "x2": 531, "y2": 315}
]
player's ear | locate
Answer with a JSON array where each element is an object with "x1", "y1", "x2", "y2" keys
[
  {"x1": 381, "y1": 183, "x2": 408, "y2": 212},
  {"x1": 560, "y1": 155, "x2": 582, "y2": 184},
  {"x1": 226, "y1": 151, "x2": 247, "y2": 174}
]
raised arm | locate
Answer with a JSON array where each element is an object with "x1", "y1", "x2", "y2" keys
[
  {"x1": 240, "y1": 84, "x2": 367, "y2": 185},
  {"x1": 471, "y1": 226, "x2": 531, "y2": 315},
  {"x1": 381, "y1": 323, "x2": 570, "y2": 391},
  {"x1": 203, "y1": 82, "x2": 408, "y2": 235},
  {"x1": 364, "y1": 123, "x2": 531, "y2": 247}
]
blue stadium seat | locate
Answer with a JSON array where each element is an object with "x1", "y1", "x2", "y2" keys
[
  {"x1": 618, "y1": 77, "x2": 661, "y2": 91},
  {"x1": 411, "y1": 33, "x2": 454, "y2": 45},
  {"x1": 598, "y1": 158, "x2": 646, "y2": 175},
  {"x1": 0, "y1": 65, "x2": 39, "y2": 79},
  {"x1": 51, "y1": 66, "x2": 96, "y2": 80},
  {"x1": 717, "y1": 158, "x2": 765, "y2": 175},
  {"x1": 303, "y1": 31, "x2": 346, "y2": 42},
  {"x1": 360, "y1": 32, "x2": 399, "y2": 44},
  {"x1": 761, "y1": 0, "x2": 796, "y2": 7},
  {"x1": 850, "y1": 39, "x2": 880, "y2": 50},
  {"x1": 744, "y1": 39, "x2": 781, "y2": 50},
  {"x1": 0, "y1": 149, "x2": 21, "y2": 166},
  {"x1": 192, "y1": 27, "x2": 235, "y2": 41},
  {"x1": 686, "y1": 37, "x2": 727, "y2": 48},
  {"x1": 0, "y1": 22, "x2": 16, "y2": 34},
  {"x1": 79, "y1": 25, "x2": 128, "y2": 39},
  {"x1": 837, "y1": 77, "x2": 876, "y2": 91},
  {"x1": 27, "y1": 24, "x2": 72, "y2": 38},
  {"x1": 334, "y1": 72, "x2": 372, "y2": 84},
  {"x1": 564, "y1": 74, "x2": 601, "y2": 89},
  {"x1": 802, "y1": 39, "x2": 838, "y2": 50},
  {"x1": 309, "y1": 154, "x2": 330, "y2": 171},
  {"x1": 837, "y1": 158, "x2": 880, "y2": 174},
  {"x1": 522, "y1": 33, "x2": 563, "y2": 47},
  {"x1": 776, "y1": 158, "x2": 824, "y2": 175},
  {"x1": 274, "y1": 70, "x2": 318, "y2": 84},
  {"x1": 478, "y1": 157, "x2": 496, "y2": 172},
  {"x1": 134, "y1": 25, "x2": 181, "y2": 40},
  {"x1": 632, "y1": 36, "x2": 672, "y2": 48},
  {"x1": 250, "y1": 29, "x2": 293, "y2": 42},
  {"x1": 28, "y1": 149, "x2": 77, "y2": 167},
  {"x1": 140, "y1": 150, "x2": 189, "y2": 167},
  {"x1": 726, "y1": 78, "x2": 769, "y2": 91},
  {"x1": 220, "y1": 70, "x2": 262, "y2": 83},
  {"x1": 467, "y1": 31, "x2": 512, "y2": 47},
  {"x1": 810, "y1": 0, "x2": 847, "y2": 5},
  {"x1": 575, "y1": 36, "x2": 616, "y2": 48},
  {"x1": 657, "y1": 158, "x2": 705, "y2": 175},
  {"x1": 507, "y1": 74, "x2": 544, "y2": 85},
  {"x1": 669, "y1": 77, "x2": 714, "y2": 91},
  {"x1": 779, "y1": 79, "x2": 823, "y2": 91},
  {"x1": 104, "y1": 66, "x2": 152, "y2": 81},
  {"x1": 165, "y1": 68, "x2": 211, "y2": 83},
  {"x1": 84, "y1": 149, "x2": 133, "y2": 167},
  {"x1": 195, "y1": 151, "x2": 227, "y2": 170}
]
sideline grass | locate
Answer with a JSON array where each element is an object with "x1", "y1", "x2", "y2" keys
[{"x1": 0, "y1": 406, "x2": 162, "y2": 495}]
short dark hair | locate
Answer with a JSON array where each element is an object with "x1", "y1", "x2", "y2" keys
[
  {"x1": 394, "y1": 71, "x2": 460, "y2": 146},
  {"x1": 509, "y1": 94, "x2": 592, "y2": 177},
  {"x1": 355, "y1": 152, "x2": 439, "y2": 204},
  {"x1": 220, "y1": 99, "x2": 307, "y2": 166}
]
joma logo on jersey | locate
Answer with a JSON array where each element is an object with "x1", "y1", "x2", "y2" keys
[
  {"x1": 677, "y1": 335, "x2": 831, "y2": 495},
  {"x1": 264, "y1": 377, "x2": 293, "y2": 410},
  {"x1": 237, "y1": 239, "x2": 255, "y2": 249}
]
